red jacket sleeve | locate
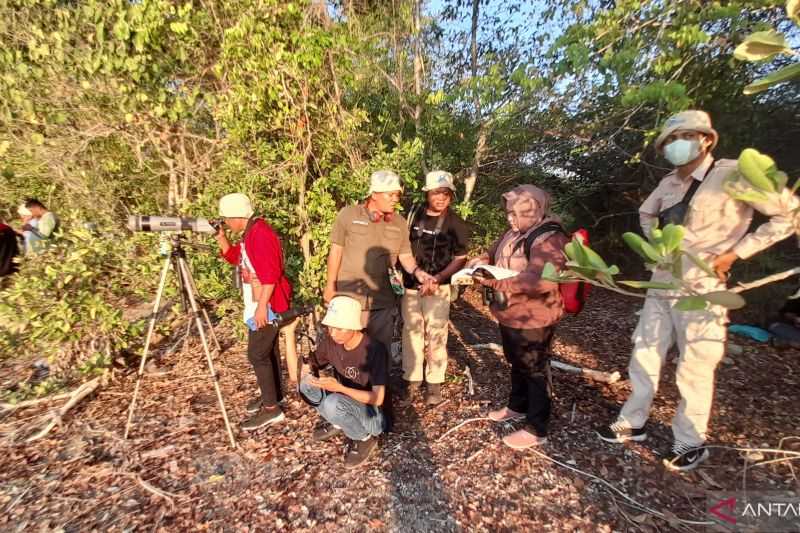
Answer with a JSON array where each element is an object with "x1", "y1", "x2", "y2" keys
[{"x1": 221, "y1": 242, "x2": 242, "y2": 265}]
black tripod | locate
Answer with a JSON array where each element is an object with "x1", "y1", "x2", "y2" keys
[{"x1": 124, "y1": 234, "x2": 236, "y2": 447}]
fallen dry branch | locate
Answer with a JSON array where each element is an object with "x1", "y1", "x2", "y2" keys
[
  {"x1": 471, "y1": 343, "x2": 622, "y2": 383},
  {"x1": 0, "y1": 392, "x2": 72, "y2": 415},
  {"x1": 25, "y1": 376, "x2": 103, "y2": 443},
  {"x1": 550, "y1": 360, "x2": 622, "y2": 384},
  {"x1": 125, "y1": 473, "x2": 180, "y2": 507}
]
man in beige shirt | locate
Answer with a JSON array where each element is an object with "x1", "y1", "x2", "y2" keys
[
  {"x1": 324, "y1": 170, "x2": 436, "y2": 352},
  {"x1": 596, "y1": 110, "x2": 799, "y2": 471}
]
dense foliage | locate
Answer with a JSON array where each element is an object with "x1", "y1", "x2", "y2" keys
[{"x1": 1, "y1": 0, "x2": 798, "y2": 383}]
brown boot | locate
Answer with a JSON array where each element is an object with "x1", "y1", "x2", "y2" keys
[
  {"x1": 397, "y1": 380, "x2": 421, "y2": 404},
  {"x1": 424, "y1": 383, "x2": 444, "y2": 406}
]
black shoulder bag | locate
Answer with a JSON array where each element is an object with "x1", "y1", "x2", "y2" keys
[{"x1": 657, "y1": 160, "x2": 715, "y2": 229}]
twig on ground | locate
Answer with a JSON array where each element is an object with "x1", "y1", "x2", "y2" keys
[
  {"x1": 0, "y1": 393, "x2": 72, "y2": 414},
  {"x1": 125, "y1": 473, "x2": 179, "y2": 507},
  {"x1": 465, "y1": 448, "x2": 485, "y2": 463},
  {"x1": 607, "y1": 492, "x2": 646, "y2": 532},
  {"x1": 700, "y1": 444, "x2": 800, "y2": 459},
  {"x1": 527, "y1": 449, "x2": 714, "y2": 527},
  {"x1": 436, "y1": 417, "x2": 492, "y2": 442},
  {"x1": 437, "y1": 416, "x2": 714, "y2": 526},
  {"x1": 25, "y1": 376, "x2": 103, "y2": 443},
  {"x1": 748, "y1": 456, "x2": 800, "y2": 469},
  {"x1": 464, "y1": 366, "x2": 474, "y2": 396},
  {"x1": 551, "y1": 360, "x2": 621, "y2": 384},
  {"x1": 431, "y1": 399, "x2": 451, "y2": 411},
  {"x1": 777, "y1": 436, "x2": 800, "y2": 483},
  {"x1": 3, "y1": 485, "x2": 31, "y2": 514}
]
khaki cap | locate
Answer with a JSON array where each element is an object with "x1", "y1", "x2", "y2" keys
[
  {"x1": 368, "y1": 170, "x2": 403, "y2": 194},
  {"x1": 654, "y1": 110, "x2": 719, "y2": 152},
  {"x1": 422, "y1": 171, "x2": 456, "y2": 192}
]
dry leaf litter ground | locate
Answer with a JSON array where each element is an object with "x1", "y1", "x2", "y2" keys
[{"x1": 1, "y1": 287, "x2": 798, "y2": 532}]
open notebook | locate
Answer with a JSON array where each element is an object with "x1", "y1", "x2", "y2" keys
[{"x1": 450, "y1": 265, "x2": 518, "y2": 286}]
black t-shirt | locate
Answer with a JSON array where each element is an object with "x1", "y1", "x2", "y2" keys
[
  {"x1": 313, "y1": 333, "x2": 388, "y2": 392},
  {"x1": 403, "y1": 207, "x2": 471, "y2": 288}
]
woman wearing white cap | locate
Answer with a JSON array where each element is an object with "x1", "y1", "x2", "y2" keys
[
  {"x1": 597, "y1": 110, "x2": 800, "y2": 471},
  {"x1": 215, "y1": 193, "x2": 293, "y2": 431},
  {"x1": 299, "y1": 296, "x2": 388, "y2": 468}
]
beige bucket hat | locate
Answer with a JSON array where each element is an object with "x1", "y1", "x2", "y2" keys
[
  {"x1": 322, "y1": 296, "x2": 364, "y2": 331},
  {"x1": 654, "y1": 110, "x2": 719, "y2": 152},
  {"x1": 218, "y1": 193, "x2": 254, "y2": 218}
]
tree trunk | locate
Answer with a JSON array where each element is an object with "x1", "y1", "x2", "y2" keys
[
  {"x1": 412, "y1": 0, "x2": 427, "y2": 174},
  {"x1": 167, "y1": 157, "x2": 177, "y2": 211},
  {"x1": 391, "y1": 0, "x2": 406, "y2": 133},
  {"x1": 179, "y1": 130, "x2": 190, "y2": 209},
  {"x1": 463, "y1": 0, "x2": 483, "y2": 207}
]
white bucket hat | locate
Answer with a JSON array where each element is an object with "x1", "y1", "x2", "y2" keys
[
  {"x1": 422, "y1": 170, "x2": 456, "y2": 192},
  {"x1": 368, "y1": 170, "x2": 403, "y2": 194},
  {"x1": 17, "y1": 204, "x2": 32, "y2": 217},
  {"x1": 218, "y1": 193, "x2": 254, "y2": 218},
  {"x1": 654, "y1": 110, "x2": 719, "y2": 152},
  {"x1": 322, "y1": 296, "x2": 364, "y2": 331}
]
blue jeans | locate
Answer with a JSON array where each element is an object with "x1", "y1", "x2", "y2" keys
[{"x1": 299, "y1": 375, "x2": 385, "y2": 441}]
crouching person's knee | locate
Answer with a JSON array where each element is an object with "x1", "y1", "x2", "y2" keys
[
  {"x1": 318, "y1": 393, "x2": 347, "y2": 425},
  {"x1": 299, "y1": 375, "x2": 323, "y2": 406}
]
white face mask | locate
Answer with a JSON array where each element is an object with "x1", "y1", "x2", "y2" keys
[{"x1": 663, "y1": 138, "x2": 701, "y2": 166}]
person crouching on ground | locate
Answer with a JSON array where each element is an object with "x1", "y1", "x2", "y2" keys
[
  {"x1": 467, "y1": 184, "x2": 568, "y2": 449},
  {"x1": 215, "y1": 193, "x2": 293, "y2": 431},
  {"x1": 299, "y1": 296, "x2": 387, "y2": 468}
]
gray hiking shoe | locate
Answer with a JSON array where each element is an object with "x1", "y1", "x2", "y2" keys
[{"x1": 241, "y1": 405, "x2": 285, "y2": 431}]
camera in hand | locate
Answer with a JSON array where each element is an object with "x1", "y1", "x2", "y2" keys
[
  {"x1": 474, "y1": 269, "x2": 508, "y2": 310},
  {"x1": 209, "y1": 218, "x2": 224, "y2": 232},
  {"x1": 317, "y1": 364, "x2": 336, "y2": 379},
  {"x1": 128, "y1": 215, "x2": 222, "y2": 234}
]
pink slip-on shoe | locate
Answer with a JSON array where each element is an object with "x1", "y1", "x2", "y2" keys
[
  {"x1": 488, "y1": 406, "x2": 525, "y2": 422},
  {"x1": 502, "y1": 428, "x2": 547, "y2": 449}
]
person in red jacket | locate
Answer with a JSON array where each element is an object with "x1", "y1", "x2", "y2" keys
[
  {"x1": 215, "y1": 193, "x2": 292, "y2": 430},
  {"x1": 0, "y1": 220, "x2": 20, "y2": 279}
]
